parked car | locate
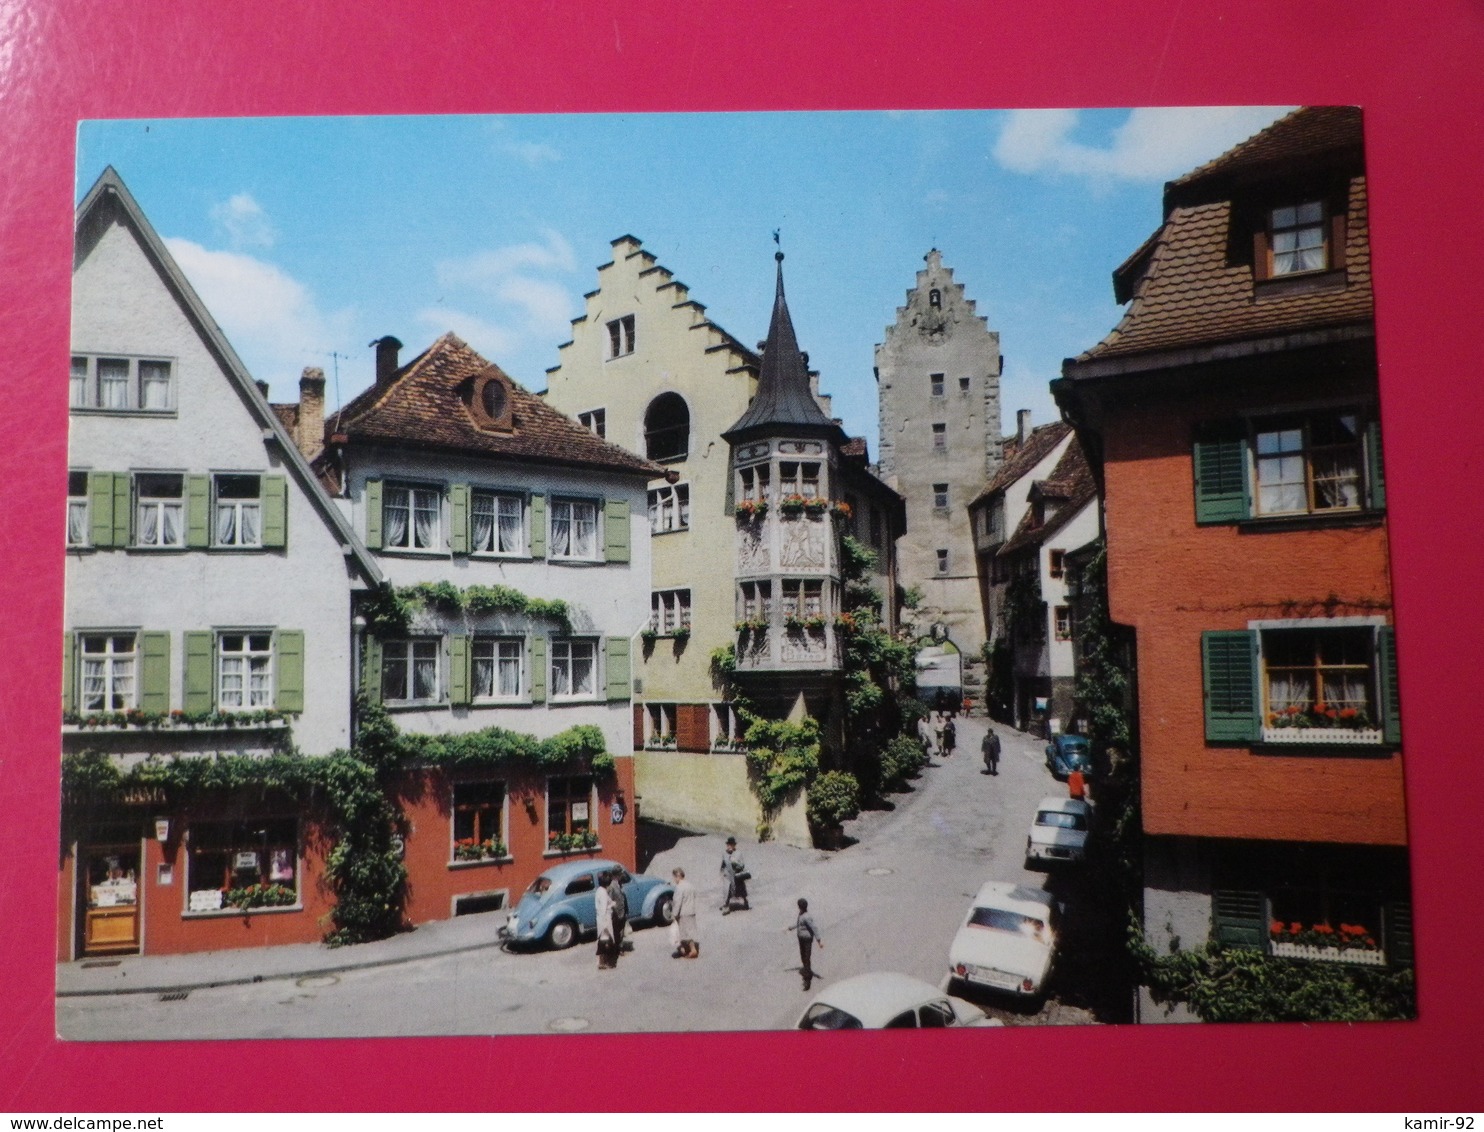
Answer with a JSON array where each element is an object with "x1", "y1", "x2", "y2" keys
[
  {"x1": 948, "y1": 881, "x2": 1060, "y2": 999},
  {"x1": 796, "y1": 972, "x2": 1000, "y2": 1030},
  {"x1": 1025, "y1": 796, "x2": 1091, "y2": 864},
  {"x1": 1044, "y1": 733, "x2": 1093, "y2": 780},
  {"x1": 501, "y1": 859, "x2": 674, "y2": 950}
]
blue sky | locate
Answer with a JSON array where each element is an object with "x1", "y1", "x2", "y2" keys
[{"x1": 77, "y1": 107, "x2": 1291, "y2": 451}]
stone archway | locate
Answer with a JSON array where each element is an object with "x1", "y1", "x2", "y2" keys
[{"x1": 914, "y1": 629, "x2": 963, "y2": 712}]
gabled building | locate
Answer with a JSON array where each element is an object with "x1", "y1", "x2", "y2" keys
[
  {"x1": 544, "y1": 237, "x2": 903, "y2": 845},
  {"x1": 1054, "y1": 107, "x2": 1412, "y2": 1018},
  {"x1": 62, "y1": 168, "x2": 383, "y2": 959},
  {"x1": 312, "y1": 332, "x2": 660, "y2": 924},
  {"x1": 876, "y1": 250, "x2": 1003, "y2": 704}
]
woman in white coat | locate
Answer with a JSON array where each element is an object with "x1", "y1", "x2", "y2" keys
[{"x1": 595, "y1": 871, "x2": 616, "y2": 969}]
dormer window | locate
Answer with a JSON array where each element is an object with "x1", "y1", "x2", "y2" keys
[
  {"x1": 468, "y1": 366, "x2": 515, "y2": 432},
  {"x1": 1270, "y1": 202, "x2": 1326, "y2": 276}
]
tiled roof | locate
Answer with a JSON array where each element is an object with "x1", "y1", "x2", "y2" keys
[
  {"x1": 840, "y1": 436, "x2": 868, "y2": 459},
  {"x1": 1072, "y1": 176, "x2": 1372, "y2": 362},
  {"x1": 270, "y1": 403, "x2": 299, "y2": 434},
  {"x1": 328, "y1": 333, "x2": 662, "y2": 478},
  {"x1": 998, "y1": 439, "x2": 1096, "y2": 557},
  {"x1": 970, "y1": 420, "x2": 1071, "y2": 506},
  {"x1": 1168, "y1": 106, "x2": 1362, "y2": 201}
]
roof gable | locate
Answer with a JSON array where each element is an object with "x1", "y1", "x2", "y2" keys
[{"x1": 74, "y1": 168, "x2": 383, "y2": 587}]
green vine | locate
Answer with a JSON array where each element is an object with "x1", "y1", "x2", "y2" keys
[
  {"x1": 63, "y1": 708, "x2": 295, "y2": 731},
  {"x1": 743, "y1": 715, "x2": 821, "y2": 815},
  {"x1": 364, "y1": 582, "x2": 571, "y2": 637}
]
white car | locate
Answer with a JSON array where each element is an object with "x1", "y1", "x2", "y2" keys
[
  {"x1": 796, "y1": 972, "x2": 1001, "y2": 1030},
  {"x1": 1026, "y1": 796, "x2": 1090, "y2": 864},
  {"x1": 948, "y1": 881, "x2": 1060, "y2": 999}
]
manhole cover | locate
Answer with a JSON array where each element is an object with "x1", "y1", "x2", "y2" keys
[
  {"x1": 549, "y1": 1016, "x2": 591, "y2": 1033},
  {"x1": 866, "y1": 867, "x2": 894, "y2": 876},
  {"x1": 295, "y1": 974, "x2": 340, "y2": 989}
]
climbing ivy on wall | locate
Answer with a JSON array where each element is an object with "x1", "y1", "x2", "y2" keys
[{"x1": 364, "y1": 582, "x2": 571, "y2": 637}]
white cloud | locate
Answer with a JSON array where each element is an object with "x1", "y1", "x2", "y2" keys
[
  {"x1": 165, "y1": 238, "x2": 354, "y2": 396},
  {"x1": 994, "y1": 107, "x2": 1297, "y2": 182},
  {"x1": 505, "y1": 140, "x2": 561, "y2": 166},
  {"x1": 210, "y1": 192, "x2": 276, "y2": 249},
  {"x1": 428, "y1": 232, "x2": 580, "y2": 367},
  {"x1": 414, "y1": 307, "x2": 517, "y2": 359}
]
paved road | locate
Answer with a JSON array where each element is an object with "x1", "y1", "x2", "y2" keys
[{"x1": 58, "y1": 717, "x2": 1104, "y2": 1039}]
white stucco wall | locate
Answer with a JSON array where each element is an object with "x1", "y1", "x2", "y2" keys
[
  {"x1": 68, "y1": 206, "x2": 359, "y2": 756},
  {"x1": 345, "y1": 447, "x2": 651, "y2": 757},
  {"x1": 1042, "y1": 500, "x2": 1100, "y2": 681}
]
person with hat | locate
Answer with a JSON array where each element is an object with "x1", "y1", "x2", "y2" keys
[{"x1": 720, "y1": 836, "x2": 749, "y2": 913}]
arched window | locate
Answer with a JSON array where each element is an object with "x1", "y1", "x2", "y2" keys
[
  {"x1": 929, "y1": 288, "x2": 942, "y2": 309},
  {"x1": 645, "y1": 393, "x2": 690, "y2": 462}
]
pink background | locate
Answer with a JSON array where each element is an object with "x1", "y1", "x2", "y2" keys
[{"x1": 2, "y1": 0, "x2": 1480, "y2": 1111}]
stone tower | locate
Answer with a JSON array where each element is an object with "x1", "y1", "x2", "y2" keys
[{"x1": 875, "y1": 250, "x2": 1002, "y2": 704}]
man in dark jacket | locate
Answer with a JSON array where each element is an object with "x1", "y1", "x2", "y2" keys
[
  {"x1": 982, "y1": 727, "x2": 1001, "y2": 775},
  {"x1": 787, "y1": 898, "x2": 823, "y2": 989}
]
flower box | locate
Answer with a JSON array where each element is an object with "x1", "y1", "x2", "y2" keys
[
  {"x1": 1270, "y1": 940, "x2": 1387, "y2": 966},
  {"x1": 735, "y1": 500, "x2": 769, "y2": 520},
  {"x1": 547, "y1": 830, "x2": 600, "y2": 853},
  {"x1": 453, "y1": 838, "x2": 507, "y2": 862},
  {"x1": 1261, "y1": 726, "x2": 1384, "y2": 746}
]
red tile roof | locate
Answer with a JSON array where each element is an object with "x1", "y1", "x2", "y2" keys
[
  {"x1": 970, "y1": 420, "x2": 1071, "y2": 506},
  {"x1": 326, "y1": 333, "x2": 662, "y2": 478},
  {"x1": 1167, "y1": 106, "x2": 1362, "y2": 201}
]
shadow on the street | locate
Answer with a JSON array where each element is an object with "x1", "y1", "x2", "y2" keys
[{"x1": 634, "y1": 818, "x2": 707, "y2": 873}]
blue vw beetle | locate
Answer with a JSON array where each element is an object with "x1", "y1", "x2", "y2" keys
[
  {"x1": 501, "y1": 858, "x2": 675, "y2": 950},
  {"x1": 1044, "y1": 734, "x2": 1093, "y2": 780}
]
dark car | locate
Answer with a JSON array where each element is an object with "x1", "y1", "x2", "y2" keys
[{"x1": 1044, "y1": 734, "x2": 1093, "y2": 780}]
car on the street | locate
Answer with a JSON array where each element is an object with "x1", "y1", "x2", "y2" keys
[
  {"x1": 795, "y1": 972, "x2": 1000, "y2": 1030},
  {"x1": 947, "y1": 881, "x2": 1060, "y2": 999},
  {"x1": 1025, "y1": 796, "x2": 1091, "y2": 864},
  {"x1": 1044, "y1": 733, "x2": 1093, "y2": 780},
  {"x1": 501, "y1": 858, "x2": 674, "y2": 950}
]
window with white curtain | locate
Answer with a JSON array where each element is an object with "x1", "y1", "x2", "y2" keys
[
  {"x1": 383, "y1": 639, "x2": 440, "y2": 703},
  {"x1": 70, "y1": 355, "x2": 174, "y2": 411},
  {"x1": 134, "y1": 473, "x2": 185, "y2": 547},
  {"x1": 472, "y1": 491, "x2": 524, "y2": 555},
  {"x1": 550, "y1": 638, "x2": 598, "y2": 698},
  {"x1": 214, "y1": 474, "x2": 262, "y2": 547},
  {"x1": 219, "y1": 632, "x2": 274, "y2": 710},
  {"x1": 383, "y1": 483, "x2": 441, "y2": 550},
  {"x1": 1262, "y1": 626, "x2": 1375, "y2": 723},
  {"x1": 67, "y1": 471, "x2": 89, "y2": 548},
  {"x1": 549, "y1": 498, "x2": 598, "y2": 560},
  {"x1": 473, "y1": 638, "x2": 523, "y2": 699},
  {"x1": 80, "y1": 633, "x2": 135, "y2": 711}
]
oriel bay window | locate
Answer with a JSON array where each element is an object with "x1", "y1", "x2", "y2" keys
[
  {"x1": 187, "y1": 818, "x2": 299, "y2": 912},
  {"x1": 739, "y1": 465, "x2": 770, "y2": 503},
  {"x1": 1202, "y1": 623, "x2": 1399, "y2": 745},
  {"x1": 1193, "y1": 410, "x2": 1384, "y2": 523}
]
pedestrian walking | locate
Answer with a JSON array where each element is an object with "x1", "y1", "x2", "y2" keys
[
  {"x1": 720, "y1": 836, "x2": 750, "y2": 913},
  {"x1": 607, "y1": 869, "x2": 629, "y2": 955},
  {"x1": 786, "y1": 898, "x2": 823, "y2": 990},
  {"x1": 942, "y1": 716, "x2": 957, "y2": 758},
  {"x1": 933, "y1": 712, "x2": 946, "y2": 754},
  {"x1": 982, "y1": 726, "x2": 1001, "y2": 775},
  {"x1": 671, "y1": 867, "x2": 699, "y2": 958},
  {"x1": 594, "y1": 870, "x2": 616, "y2": 969},
  {"x1": 917, "y1": 714, "x2": 937, "y2": 759}
]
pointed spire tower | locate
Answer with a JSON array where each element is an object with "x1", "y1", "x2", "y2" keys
[{"x1": 725, "y1": 249, "x2": 846, "y2": 687}]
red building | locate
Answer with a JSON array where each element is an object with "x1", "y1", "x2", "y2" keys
[{"x1": 1055, "y1": 107, "x2": 1412, "y2": 1018}]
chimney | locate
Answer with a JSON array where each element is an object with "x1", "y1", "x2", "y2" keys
[
  {"x1": 297, "y1": 366, "x2": 326, "y2": 461},
  {"x1": 254, "y1": 380, "x2": 270, "y2": 399},
  {"x1": 1017, "y1": 409, "x2": 1032, "y2": 445},
  {"x1": 372, "y1": 336, "x2": 403, "y2": 387}
]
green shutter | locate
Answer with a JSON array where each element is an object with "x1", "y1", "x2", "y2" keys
[
  {"x1": 275, "y1": 630, "x2": 305, "y2": 713},
  {"x1": 365, "y1": 479, "x2": 383, "y2": 550},
  {"x1": 1384, "y1": 899, "x2": 1414, "y2": 967},
  {"x1": 261, "y1": 476, "x2": 288, "y2": 548},
  {"x1": 603, "y1": 499, "x2": 631, "y2": 563},
  {"x1": 62, "y1": 632, "x2": 76, "y2": 712},
  {"x1": 183, "y1": 631, "x2": 215, "y2": 713},
  {"x1": 112, "y1": 473, "x2": 131, "y2": 546},
  {"x1": 1202, "y1": 630, "x2": 1260, "y2": 742},
  {"x1": 1366, "y1": 420, "x2": 1386, "y2": 512},
  {"x1": 186, "y1": 475, "x2": 211, "y2": 548},
  {"x1": 529, "y1": 494, "x2": 546, "y2": 559},
  {"x1": 530, "y1": 636, "x2": 547, "y2": 703},
  {"x1": 605, "y1": 636, "x2": 631, "y2": 701},
  {"x1": 89, "y1": 472, "x2": 116, "y2": 548},
  {"x1": 1193, "y1": 424, "x2": 1250, "y2": 524},
  {"x1": 1378, "y1": 625, "x2": 1401, "y2": 744},
  {"x1": 1212, "y1": 889, "x2": 1266, "y2": 949},
  {"x1": 362, "y1": 635, "x2": 384, "y2": 705},
  {"x1": 139, "y1": 632, "x2": 171, "y2": 713},
  {"x1": 450, "y1": 484, "x2": 470, "y2": 555},
  {"x1": 450, "y1": 634, "x2": 470, "y2": 706}
]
